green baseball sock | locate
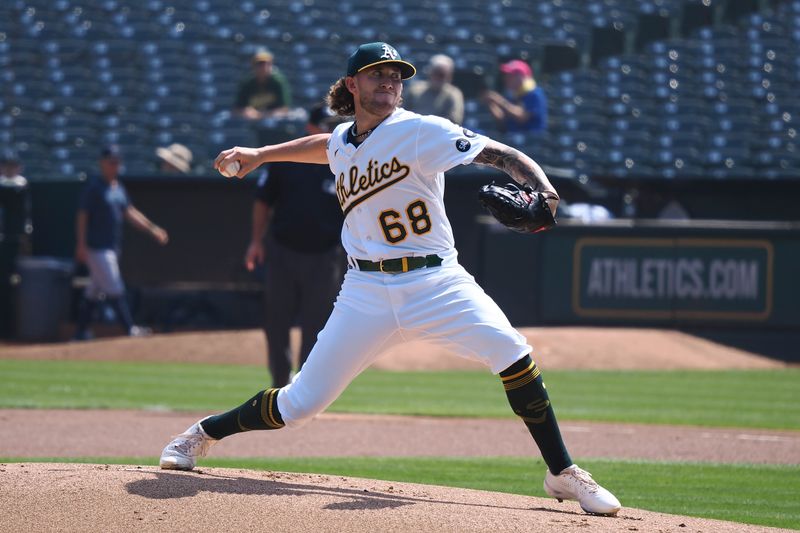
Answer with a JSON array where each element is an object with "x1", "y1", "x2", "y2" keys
[
  {"x1": 201, "y1": 388, "x2": 284, "y2": 440},
  {"x1": 500, "y1": 355, "x2": 573, "y2": 475}
]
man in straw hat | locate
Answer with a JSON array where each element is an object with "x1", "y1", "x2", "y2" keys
[{"x1": 155, "y1": 143, "x2": 193, "y2": 174}]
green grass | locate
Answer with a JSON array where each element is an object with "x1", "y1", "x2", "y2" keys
[
  {"x1": 3, "y1": 360, "x2": 798, "y2": 529},
  {"x1": 3, "y1": 456, "x2": 798, "y2": 530},
  {"x1": 1, "y1": 359, "x2": 798, "y2": 429},
  {"x1": 336, "y1": 367, "x2": 800, "y2": 430}
]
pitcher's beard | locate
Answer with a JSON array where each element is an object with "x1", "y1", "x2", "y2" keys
[{"x1": 359, "y1": 93, "x2": 400, "y2": 118}]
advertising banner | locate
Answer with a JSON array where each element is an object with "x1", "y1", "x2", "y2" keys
[{"x1": 572, "y1": 238, "x2": 773, "y2": 320}]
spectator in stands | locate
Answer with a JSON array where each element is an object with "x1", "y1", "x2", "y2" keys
[
  {"x1": 482, "y1": 59, "x2": 547, "y2": 133},
  {"x1": 244, "y1": 103, "x2": 345, "y2": 387},
  {"x1": 73, "y1": 145, "x2": 169, "y2": 340},
  {"x1": 558, "y1": 200, "x2": 614, "y2": 222},
  {"x1": 234, "y1": 48, "x2": 292, "y2": 121},
  {"x1": 0, "y1": 149, "x2": 27, "y2": 187},
  {"x1": 155, "y1": 143, "x2": 194, "y2": 175},
  {"x1": 404, "y1": 54, "x2": 464, "y2": 124}
]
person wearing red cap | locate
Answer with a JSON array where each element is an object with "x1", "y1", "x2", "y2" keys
[{"x1": 483, "y1": 59, "x2": 547, "y2": 133}]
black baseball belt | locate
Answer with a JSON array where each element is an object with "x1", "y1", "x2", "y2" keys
[{"x1": 354, "y1": 254, "x2": 443, "y2": 273}]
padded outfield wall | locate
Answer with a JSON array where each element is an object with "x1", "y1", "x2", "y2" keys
[
  {"x1": 17, "y1": 173, "x2": 800, "y2": 331},
  {"x1": 479, "y1": 218, "x2": 800, "y2": 328}
]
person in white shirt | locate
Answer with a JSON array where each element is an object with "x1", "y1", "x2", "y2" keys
[
  {"x1": 160, "y1": 42, "x2": 621, "y2": 517},
  {"x1": 404, "y1": 53, "x2": 464, "y2": 124},
  {"x1": 0, "y1": 149, "x2": 27, "y2": 187}
]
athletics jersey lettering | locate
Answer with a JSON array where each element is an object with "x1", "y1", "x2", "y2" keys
[
  {"x1": 326, "y1": 109, "x2": 488, "y2": 261},
  {"x1": 336, "y1": 157, "x2": 411, "y2": 216}
]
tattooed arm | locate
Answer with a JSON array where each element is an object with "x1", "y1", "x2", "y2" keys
[{"x1": 472, "y1": 139, "x2": 559, "y2": 215}]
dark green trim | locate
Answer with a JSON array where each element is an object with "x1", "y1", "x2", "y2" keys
[{"x1": 356, "y1": 254, "x2": 442, "y2": 273}]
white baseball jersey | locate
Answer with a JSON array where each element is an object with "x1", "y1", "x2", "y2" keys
[{"x1": 327, "y1": 108, "x2": 487, "y2": 262}]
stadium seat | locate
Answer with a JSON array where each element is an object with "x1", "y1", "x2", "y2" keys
[
  {"x1": 2, "y1": 0, "x2": 796, "y2": 181},
  {"x1": 655, "y1": 161, "x2": 705, "y2": 179}
]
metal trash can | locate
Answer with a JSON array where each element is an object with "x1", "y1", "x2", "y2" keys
[{"x1": 15, "y1": 256, "x2": 73, "y2": 341}]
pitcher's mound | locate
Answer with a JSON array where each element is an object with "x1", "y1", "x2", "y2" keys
[{"x1": 0, "y1": 463, "x2": 785, "y2": 532}]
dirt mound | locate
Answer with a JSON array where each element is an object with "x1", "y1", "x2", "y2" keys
[
  {"x1": 375, "y1": 327, "x2": 788, "y2": 371},
  {"x1": 1, "y1": 330, "x2": 793, "y2": 532},
  {"x1": 1, "y1": 463, "x2": 789, "y2": 533},
  {"x1": 0, "y1": 327, "x2": 787, "y2": 370}
]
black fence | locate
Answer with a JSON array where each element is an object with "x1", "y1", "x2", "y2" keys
[{"x1": 2, "y1": 168, "x2": 800, "y2": 338}]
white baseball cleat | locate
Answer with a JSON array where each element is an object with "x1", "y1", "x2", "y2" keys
[
  {"x1": 159, "y1": 418, "x2": 218, "y2": 471},
  {"x1": 543, "y1": 464, "x2": 622, "y2": 516}
]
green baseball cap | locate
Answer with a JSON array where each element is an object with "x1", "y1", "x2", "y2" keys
[{"x1": 346, "y1": 42, "x2": 416, "y2": 80}]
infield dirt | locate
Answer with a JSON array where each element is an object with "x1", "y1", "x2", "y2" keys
[{"x1": 1, "y1": 327, "x2": 797, "y2": 532}]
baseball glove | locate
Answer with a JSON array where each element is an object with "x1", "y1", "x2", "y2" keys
[{"x1": 478, "y1": 182, "x2": 557, "y2": 234}]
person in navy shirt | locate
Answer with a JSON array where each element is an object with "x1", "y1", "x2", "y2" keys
[
  {"x1": 73, "y1": 145, "x2": 169, "y2": 339},
  {"x1": 244, "y1": 104, "x2": 345, "y2": 387},
  {"x1": 482, "y1": 59, "x2": 547, "y2": 133}
]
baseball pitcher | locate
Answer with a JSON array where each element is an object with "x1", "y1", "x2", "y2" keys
[{"x1": 160, "y1": 42, "x2": 621, "y2": 516}]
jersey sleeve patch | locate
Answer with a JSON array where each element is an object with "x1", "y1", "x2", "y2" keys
[{"x1": 416, "y1": 115, "x2": 488, "y2": 175}]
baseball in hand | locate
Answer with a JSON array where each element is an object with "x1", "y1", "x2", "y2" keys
[{"x1": 219, "y1": 160, "x2": 241, "y2": 178}]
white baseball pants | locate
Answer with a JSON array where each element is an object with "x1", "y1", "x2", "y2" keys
[
  {"x1": 85, "y1": 248, "x2": 126, "y2": 299},
  {"x1": 277, "y1": 262, "x2": 531, "y2": 428}
]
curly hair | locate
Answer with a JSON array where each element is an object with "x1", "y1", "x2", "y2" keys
[{"x1": 326, "y1": 78, "x2": 355, "y2": 117}]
